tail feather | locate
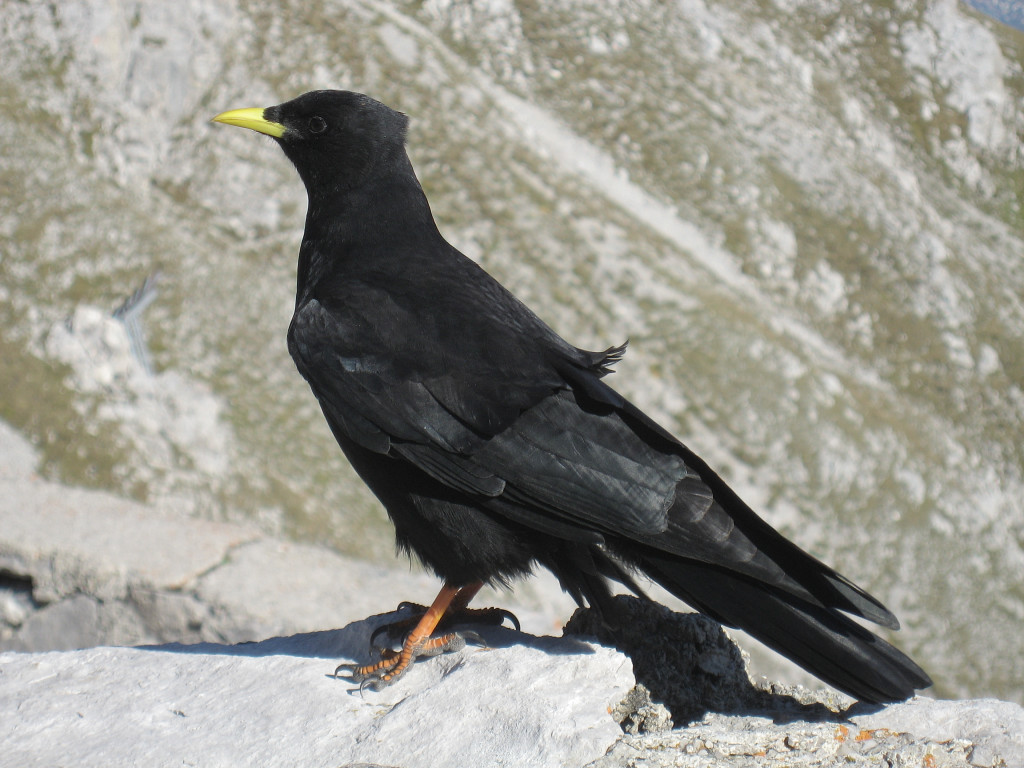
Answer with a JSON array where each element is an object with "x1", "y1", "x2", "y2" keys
[
  {"x1": 639, "y1": 552, "x2": 932, "y2": 703},
  {"x1": 821, "y1": 570, "x2": 900, "y2": 630},
  {"x1": 616, "y1": 400, "x2": 905, "y2": 633}
]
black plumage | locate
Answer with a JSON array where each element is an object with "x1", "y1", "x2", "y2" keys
[{"x1": 213, "y1": 90, "x2": 931, "y2": 702}]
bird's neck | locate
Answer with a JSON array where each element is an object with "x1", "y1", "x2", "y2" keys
[{"x1": 295, "y1": 166, "x2": 441, "y2": 304}]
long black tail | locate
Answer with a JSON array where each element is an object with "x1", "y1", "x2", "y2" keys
[{"x1": 638, "y1": 551, "x2": 932, "y2": 703}]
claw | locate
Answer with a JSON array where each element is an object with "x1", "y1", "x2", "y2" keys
[
  {"x1": 333, "y1": 662, "x2": 374, "y2": 682},
  {"x1": 457, "y1": 630, "x2": 487, "y2": 648},
  {"x1": 359, "y1": 677, "x2": 381, "y2": 696},
  {"x1": 496, "y1": 608, "x2": 521, "y2": 632},
  {"x1": 369, "y1": 622, "x2": 403, "y2": 650},
  {"x1": 440, "y1": 606, "x2": 520, "y2": 633},
  {"x1": 333, "y1": 662, "x2": 356, "y2": 677}
]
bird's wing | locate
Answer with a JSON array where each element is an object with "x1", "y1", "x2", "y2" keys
[
  {"x1": 469, "y1": 388, "x2": 710, "y2": 537},
  {"x1": 288, "y1": 275, "x2": 693, "y2": 536}
]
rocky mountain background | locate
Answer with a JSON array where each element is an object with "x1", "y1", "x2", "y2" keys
[{"x1": 1, "y1": 0, "x2": 1022, "y2": 704}]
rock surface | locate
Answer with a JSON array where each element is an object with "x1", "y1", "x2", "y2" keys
[
  {"x1": 596, "y1": 697, "x2": 1024, "y2": 768},
  {"x1": 0, "y1": 622, "x2": 633, "y2": 768},
  {"x1": 3, "y1": 619, "x2": 1023, "y2": 768}
]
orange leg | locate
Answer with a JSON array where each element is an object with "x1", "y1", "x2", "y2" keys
[
  {"x1": 450, "y1": 581, "x2": 482, "y2": 611},
  {"x1": 338, "y1": 582, "x2": 475, "y2": 690},
  {"x1": 367, "y1": 581, "x2": 519, "y2": 653}
]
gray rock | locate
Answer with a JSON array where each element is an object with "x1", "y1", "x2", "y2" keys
[
  {"x1": 4, "y1": 616, "x2": 1023, "y2": 768},
  {"x1": 0, "y1": 618, "x2": 633, "y2": 768},
  {"x1": 573, "y1": 598, "x2": 1024, "y2": 767},
  {"x1": 612, "y1": 683, "x2": 674, "y2": 734},
  {"x1": 6, "y1": 594, "x2": 104, "y2": 651},
  {"x1": 591, "y1": 697, "x2": 1024, "y2": 768}
]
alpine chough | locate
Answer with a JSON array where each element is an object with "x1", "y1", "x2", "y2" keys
[{"x1": 213, "y1": 90, "x2": 931, "y2": 702}]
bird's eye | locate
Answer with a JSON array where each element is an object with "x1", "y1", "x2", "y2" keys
[{"x1": 308, "y1": 116, "x2": 327, "y2": 134}]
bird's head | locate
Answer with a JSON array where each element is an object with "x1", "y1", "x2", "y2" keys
[{"x1": 212, "y1": 90, "x2": 410, "y2": 197}]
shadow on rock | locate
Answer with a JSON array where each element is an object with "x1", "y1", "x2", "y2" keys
[
  {"x1": 563, "y1": 595, "x2": 873, "y2": 731},
  {"x1": 145, "y1": 606, "x2": 594, "y2": 669}
]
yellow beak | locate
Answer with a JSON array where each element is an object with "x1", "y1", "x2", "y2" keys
[{"x1": 211, "y1": 107, "x2": 286, "y2": 138}]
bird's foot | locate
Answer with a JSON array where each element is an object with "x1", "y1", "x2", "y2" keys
[
  {"x1": 369, "y1": 602, "x2": 519, "y2": 653},
  {"x1": 335, "y1": 631, "x2": 470, "y2": 691},
  {"x1": 334, "y1": 582, "x2": 511, "y2": 691}
]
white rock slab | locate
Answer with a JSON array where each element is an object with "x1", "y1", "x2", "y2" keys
[{"x1": 0, "y1": 618, "x2": 633, "y2": 768}]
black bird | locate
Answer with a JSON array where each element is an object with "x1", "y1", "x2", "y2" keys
[{"x1": 212, "y1": 90, "x2": 931, "y2": 702}]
